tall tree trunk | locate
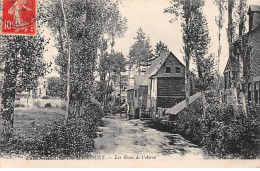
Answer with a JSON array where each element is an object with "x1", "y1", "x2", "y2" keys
[
  {"x1": 201, "y1": 90, "x2": 207, "y2": 117},
  {"x1": 60, "y1": 0, "x2": 71, "y2": 121},
  {"x1": 195, "y1": 51, "x2": 207, "y2": 116},
  {"x1": 185, "y1": 60, "x2": 190, "y2": 110},
  {"x1": 227, "y1": 0, "x2": 238, "y2": 112},
  {"x1": 26, "y1": 90, "x2": 30, "y2": 107},
  {"x1": 119, "y1": 70, "x2": 122, "y2": 117},
  {"x1": 238, "y1": 0, "x2": 247, "y2": 116},
  {"x1": 1, "y1": 58, "x2": 17, "y2": 142}
]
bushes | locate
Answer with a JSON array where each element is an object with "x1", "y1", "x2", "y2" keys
[
  {"x1": 42, "y1": 96, "x2": 50, "y2": 99},
  {"x1": 0, "y1": 99, "x2": 103, "y2": 159},
  {"x1": 168, "y1": 98, "x2": 260, "y2": 159},
  {"x1": 202, "y1": 105, "x2": 260, "y2": 159},
  {"x1": 45, "y1": 102, "x2": 52, "y2": 108},
  {"x1": 14, "y1": 102, "x2": 25, "y2": 108}
]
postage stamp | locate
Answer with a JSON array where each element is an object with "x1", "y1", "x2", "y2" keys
[{"x1": 1, "y1": 0, "x2": 36, "y2": 35}]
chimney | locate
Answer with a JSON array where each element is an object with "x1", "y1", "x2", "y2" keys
[{"x1": 248, "y1": 5, "x2": 260, "y2": 31}]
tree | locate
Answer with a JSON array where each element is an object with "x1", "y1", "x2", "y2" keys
[
  {"x1": 0, "y1": 35, "x2": 48, "y2": 141},
  {"x1": 226, "y1": 0, "x2": 239, "y2": 112},
  {"x1": 214, "y1": 0, "x2": 227, "y2": 103},
  {"x1": 47, "y1": 77, "x2": 64, "y2": 98},
  {"x1": 237, "y1": 0, "x2": 247, "y2": 116},
  {"x1": 154, "y1": 41, "x2": 169, "y2": 58},
  {"x1": 110, "y1": 52, "x2": 126, "y2": 116},
  {"x1": 190, "y1": 0, "x2": 212, "y2": 116},
  {"x1": 47, "y1": 0, "x2": 127, "y2": 120},
  {"x1": 165, "y1": 0, "x2": 195, "y2": 110},
  {"x1": 129, "y1": 28, "x2": 153, "y2": 74}
]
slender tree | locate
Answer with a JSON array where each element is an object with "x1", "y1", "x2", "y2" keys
[
  {"x1": 214, "y1": 0, "x2": 227, "y2": 103},
  {"x1": 226, "y1": 0, "x2": 239, "y2": 112},
  {"x1": 47, "y1": 0, "x2": 127, "y2": 120},
  {"x1": 0, "y1": 35, "x2": 48, "y2": 141},
  {"x1": 165, "y1": 0, "x2": 194, "y2": 110},
  {"x1": 191, "y1": 0, "x2": 211, "y2": 116},
  {"x1": 237, "y1": 0, "x2": 247, "y2": 116}
]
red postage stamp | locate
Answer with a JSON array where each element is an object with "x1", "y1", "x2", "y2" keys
[{"x1": 1, "y1": 0, "x2": 36, "y2": 35}]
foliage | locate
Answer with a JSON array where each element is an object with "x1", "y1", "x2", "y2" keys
[
  {"x1": 170, "y1": 97, "x2": 260, "y2": 159},
  {"x1": 0, "y1": 26, "x2": 49, "y2": 142},
  {"x1": 175, "y1": 98, "x2": 204, "y2": 144},
  {"x1": 129, "y1": 28, "x2": 153, "y2": 71},
  {"x1": 47, "y1": 0, "x2": 127, "y2": 104},
  {"x1": 14, "y1": 102, "x2": 25, "y2": 108},
  {"x1": 45, "y1": 103, "x2": 52, "y2": 108},
  {"x1": 154, "y1": 41, "x2": 169, "y2": 56},
  {"x1": 42, "y1": 96, "x2": 50, "y2": 99},
  {"x1": 47, "y1": 77, "x2": 64, "y2": 98},
  {"x1": 192, "y1": 54, "x2": 215, "y2": 91},
  {"x1": 0, "y1": 100, "x2": 103, "y2": 159},
  {"x1": 164, "y1": 0, "x2": 196, "y2": 110},
  {"x1": 202, "y1": 104, "x2": 259, "y2": 159}
]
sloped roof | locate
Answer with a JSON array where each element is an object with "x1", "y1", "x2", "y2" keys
[
  {"x1": 145, "y1": 51, "x2": 170, "y2": 76},
  {"x1": 249, "y1": 5, "x2": 260, "y2": 13},
  {"x1": 166, "y1": 92, "x2": 201, "y2": 115},
  {"x1": 134, "y1": 74, "x2": 149, "y2": 86},
  {"x1": 145, "y1": 51, "x2": 185, "y2": 78}
]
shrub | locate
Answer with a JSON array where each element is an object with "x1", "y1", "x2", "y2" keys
[
  {"x1": 202, "y1": 105, "x2": 260, "y2": 159},
  {"x1": 134, "y1": 107, "x2": 139, "y2": 119},
  {"x1": 42, "y1": 96, "x2": 50, "y2": 99},
  {"x1": 45, "y1": 103, "x2": 52, "y2": 108},
  {"x1": 0, "y1": 99, "x2": 103, "y2": 159},
  {"x1": 33, "y1": 101, "x2": 41, "y2": 108},
  {"x1": 14, "y1": 102, "x2": 25, "y2": 108},
  {"x1": 162, "y1": 96, "x2": 260, "y2": 159}
]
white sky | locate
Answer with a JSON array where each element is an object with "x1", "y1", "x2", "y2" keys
[{"x1": 113, "y1": 0, "x2": 260, "y2": 74}]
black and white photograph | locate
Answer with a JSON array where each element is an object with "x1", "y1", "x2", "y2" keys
[{"x1": 0, "y1": 0, "x2": 259, "y2": 168}]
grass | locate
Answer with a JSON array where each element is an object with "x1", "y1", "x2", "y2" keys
[{"x1": 0, "y1": 107, "x2": 65, "y2": 140}]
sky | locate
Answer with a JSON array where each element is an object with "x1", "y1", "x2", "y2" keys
[{"x1": 113, "y1": 0, "x2": 260, "y2": 74}]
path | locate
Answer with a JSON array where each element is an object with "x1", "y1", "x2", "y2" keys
[{"x1": 93, "y1": 115, "x2": 206, "y2": 159}]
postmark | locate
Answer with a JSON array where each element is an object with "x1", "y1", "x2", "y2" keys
[{"x1": 1, "y1": 0, "x2": 36, "y2": 35}]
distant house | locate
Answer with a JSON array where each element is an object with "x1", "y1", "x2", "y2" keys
[
  {"x1": 145, "y1": 51, "x2": 186, "y2": 118},
  {"x1": 133, "y1": 74, "x2": 149, "y2": 118},
  {"x1": 223, "y1": 5, "x2": 260, "y2": 106},
  {"x1": 112, "y1": 75, "x2": 129, "y2": 103}
]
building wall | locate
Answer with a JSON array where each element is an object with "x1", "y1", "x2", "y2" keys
[
  {"x1": 249, "y1": 28, "x2": 260, "y2": 78},
  {"x1": 223, "y1": 27, "x2": 260, "y2": 106},
  {"x1": 127, "y1": 89, "x2": 134, "y2": 115},
  {"x1": 151, "y1": 54, "x2": 185, "y2": 109}
]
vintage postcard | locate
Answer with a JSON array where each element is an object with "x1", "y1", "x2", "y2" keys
[{"x1": 0, "y1": 0, "x2": 259, "y2": 168}]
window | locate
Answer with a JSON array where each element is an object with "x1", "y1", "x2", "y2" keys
[
  {"x1": 166, "y1": 67, "x2": 171, "y2": 73},
  {"x1": 176, "y1": 67, "x2": 180, "y2": 73}
]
